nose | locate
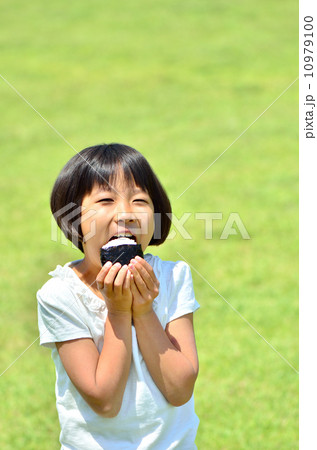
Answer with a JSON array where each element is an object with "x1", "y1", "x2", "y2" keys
[{"x1": 115, "y1": 200, "x2": 137, "y2": 224}]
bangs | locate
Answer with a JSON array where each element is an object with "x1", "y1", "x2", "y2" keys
[{"x1": 86, "y1": 146, "x2": 151, "y2": 195}]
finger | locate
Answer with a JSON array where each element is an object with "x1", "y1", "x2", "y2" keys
[
  {"x1": 130, "y1": 276, "x2": 140, "y2": 297},
  {"x1": 113, "y1": 265, "x2": 129, "y2": 294},
  {"x1": 104, "y1": 263, "x2": 122, "y2": 289},
  {"x1": 128, "y1": 263, "x2": 149, "y2": 296},
  {"x1": 123, "y1": 269, "x2": 131, "y2": 291},
  {"x1": 134, "y1": 256, "x2": 158, "y2": 284},
  {"x1": 97, "y1": 261, "x2": 112, "y2": 279},
  {"x1": 129, "y1": 260, "x2": 155, "y2": 291},
  {"x1": 96, "y1": 261, "x2": 112, "y2": 287}
]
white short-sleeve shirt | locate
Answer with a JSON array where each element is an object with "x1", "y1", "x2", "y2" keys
[{"x1": 37, "y1": 254, "x2": 200, "y2": 450}]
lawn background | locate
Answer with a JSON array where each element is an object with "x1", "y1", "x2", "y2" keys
[{"x1": 0, "y1": 1, "x2": 298, "y2": 448}]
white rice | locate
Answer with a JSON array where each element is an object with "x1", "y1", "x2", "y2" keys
[{"x1": 102, "y1": 237, "x2": 137, "y2": 250}]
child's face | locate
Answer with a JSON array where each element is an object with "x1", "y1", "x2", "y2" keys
[{"x1": 80, "y1": 171, "x2": 155, "y2": 267}]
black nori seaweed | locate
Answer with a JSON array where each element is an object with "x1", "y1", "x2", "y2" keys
[{"x1": 100, "y1": 244, "x2": 144, "y2": 266}]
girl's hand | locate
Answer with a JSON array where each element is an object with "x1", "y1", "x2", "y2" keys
[
  {"x1": 96, "y1": 262, "x2": 132, "y2": 315},
  {"x1": 128, "y1": 256, "x2": 160, "y2": 318}
]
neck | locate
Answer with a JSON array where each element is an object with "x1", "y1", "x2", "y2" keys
[{"x1": 71, "y1": 257, "x2": 101, "y2": 291}]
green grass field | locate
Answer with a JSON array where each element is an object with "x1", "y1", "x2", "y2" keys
[{"x1": 0, "y1": 1, "x2": 298, "y2": 448}]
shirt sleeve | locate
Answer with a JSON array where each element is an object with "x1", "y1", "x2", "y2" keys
[
  {"x1": 37, "y1": 278, "x2": 92, "y2": 349},
  {"x1": 166, "y1": 261, "x2": 200, "y2": 323}
]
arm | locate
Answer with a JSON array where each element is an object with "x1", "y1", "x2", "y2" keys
[
  {"x1": 56, "y1": 263, "x2": 133, "y2": 418},
  {"x1": 133, "y1": 312, "x2": 198, "y2": 406},
  {"x1": 129, "y1": 257, "x2": 199, "y2": 406}
]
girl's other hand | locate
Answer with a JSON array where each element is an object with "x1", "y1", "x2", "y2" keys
[
  {"x1": 96, "y1": 262, "x2": 132, "y2": 315},
  {"x1": 129, "y1": 257, "x2": 159, "y2": 318}
]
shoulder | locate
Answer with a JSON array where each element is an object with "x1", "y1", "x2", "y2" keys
[
  {"x1": 37, "y1": 265, "x2": 93, "y2": 347},
  {"x1": 37, "y1": 276, "x2": 75, "y2": 307},
  {"x1": 144, "y1": 254, "x2": 191, "y2": 284},
  {"x1": 145, "y1": 255, "x2": 199, "y2": 324},
  {"x1": 145, "y1": 254, "x2": 194, "y2": 300},
  {"x1": 37, "y1": 262, "x2": 82, "y2": 312}
]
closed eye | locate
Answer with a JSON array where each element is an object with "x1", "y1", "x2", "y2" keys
[
  {"x1": 133, "y1": 198, "x2": 148, "y2": 203},
  {"x1": 97, "y1": 198, "x2": 114, "y2": 203}
]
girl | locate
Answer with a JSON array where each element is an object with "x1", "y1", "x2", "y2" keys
[{"x1": 37, "y1": 143, "x2": 200, "y2": 449}]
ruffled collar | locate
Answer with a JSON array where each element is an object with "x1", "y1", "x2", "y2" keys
[{"x1": 49, "y1": 261, "x2": 106, "y2": 313}]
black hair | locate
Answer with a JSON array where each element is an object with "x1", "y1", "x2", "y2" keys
[{"x1": 50, "y1": 143, "x2": 172, "y2": 252}]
